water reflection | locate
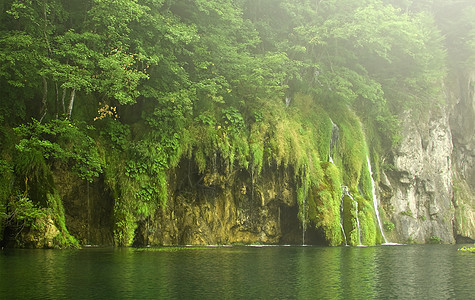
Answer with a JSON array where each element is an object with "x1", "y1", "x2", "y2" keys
[
  {"x1": 375, "y1": 245, "x2": 457, "y2": 299},
  {"x1": 0, "y1": 245, "x2": 474, "y2": 299},
  {"x1": 341, "y1": 247, "x2": 378, "y2": 299}
]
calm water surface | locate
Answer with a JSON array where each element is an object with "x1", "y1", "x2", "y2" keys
[{"x1": 0, "y1": 244, "x2": 473, "y2": 299}]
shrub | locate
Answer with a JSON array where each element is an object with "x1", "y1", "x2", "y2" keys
[
  {"x1": 429, "y1": 236, "x2": 442, "y2": 244},
  {"x1": 384, "y1": 220, "x2": 395, "y2": 232}
]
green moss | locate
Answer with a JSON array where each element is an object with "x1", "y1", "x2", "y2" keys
[
  {"x1": 46, "y1": 190, "x2": 79, "y2": 248},
  {"x1": 357, "y1": 197, "x2": 377, "y2": 245},
  {"x1": 113, "y1": 197, "x2": 137, "y2": 247},
  {"x1": 307, "y1": 163, "x2": 342, "y2": 246},
  {"x1": 322, "y1": 101, "x2": 368, "y2": 190},
  {"x1": 2, "y1": 91, "x2": 392, "y2": 248},
  {"x1": 384, "y1": 220, "x2": 395, "y2": 232},
  {"x1": 458, "y1": 246, "x2": 475, "y2": 253},
  {"x1": 453, "y1": 177, "x2": 475, "y2": 238},
  {"x1": 99, "y1": 123, "x2": 174, "y2": 246},
  {"x1": 103, "y1": 147, "x2": 138, "y2": 246}
]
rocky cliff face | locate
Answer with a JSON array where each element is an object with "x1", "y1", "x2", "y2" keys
[
  {"x1": 379, "y1": 71, "x2": 475, "y2": 244},
  {"x1": 6, "y1": 77, "x2": 475, "y2": 247},
  {"x1": 132, "y1": 163, "x2": 325, "y2": 246},
  {"x1": 55, "y1": 82, "x2": 475, "y2": 246},
  {"x1": 447, "y1": 71, "x2": 475, "y2": 243},
  {"x1": 380, "y1": 109, "x2": 455, "y2": 244}
]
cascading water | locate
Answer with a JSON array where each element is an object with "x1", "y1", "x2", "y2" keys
[
  {"x1": 340, "y1": 192, "x2": 348, "y2": 246},
  {"x1": 302, "y1": 197, "x2": 305, "y2": 246},
  {"x1": 301, "y1": 171, "x2": 307, "y2": 246},
  {"x1": 329, "y1": 121, "x2": 347, "y2": 245},
  {"x1": 352, "y1": 198, "x2": 363, "y2": 246},
  {"x1": 341, "y1": 186, "x2": 362, "y2": 246},
  {"x1": 285, "y1": 96, "x2": 292, "y2": 107},
  {"x1": 366, "y1": 156, "x2": 389, "y2": 244}
]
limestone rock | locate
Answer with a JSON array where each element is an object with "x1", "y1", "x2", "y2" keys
[
  {"x1": 382, "y1": 109, "x2": 455, "y2": 243},
  {"x1": 21, "y1": 215, "x2": 60, "y2": 248},
  {"x1": 131, "y1": 165, "x2": 307, "y2": 246},
  {"x1": 447, "y1": 71, "x2": 475, "y2": 242}
]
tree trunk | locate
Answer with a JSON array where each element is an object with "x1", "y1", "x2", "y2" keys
[
  {"x1": 67, "y1": 88, "x2": 76, "y2": 119},
  {"x1": 39, "y1": 77, "x2": 48, "y2": 123},
  {"x1": 61, "y1": 88, "x2": 67, "y2": 115},
  {"x1": 55, "y1": 82, "x2": 59, "y2": 119}
]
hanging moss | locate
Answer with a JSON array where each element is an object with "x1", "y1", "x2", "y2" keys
[
  {"x1": 355, "y1": 194, "x2": 378, "y2": 246},
  {"x1": 98, "y1": 92, "x2": 387, "y2": 247},
  {"x1": 342, "y1": 194, "x2": 356, "y2": 246},
  {"x1": 46, "y1": 190, "x2": 79, "y2": 248},
  {"x1": 306, "y1": 163, "x2": 342, "y2": 245}
]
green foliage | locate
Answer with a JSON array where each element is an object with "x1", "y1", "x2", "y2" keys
[
  {"x1": 3, "y1": 191, "x2": 78, "y2": 248},
  {"x1": 357, "y1": 197, "x2": 378, "y2": 246},
  {"x1": 14, "y1": 119, "x2": 102, "y2": 182},
  {"x1": 45, "y1": 190, "x2": 79, "y2": 248},
  {"x1": 384, "y1": 220, "x2": 395, "y2": 232},
  {"x1": 125, "y1": 140, "x2": 169, "y2": 207},
  {"x1": 1, "y1": 0, "x2": 474, "y2": 247},
  {"x1": 307, "y1": 163, "x2": 342, "y2": 246},
  {"x1": 0, "y1": 159, "x2": 13, "y2": 204},
  {"x1": 325, "y1": 101, "x2": 368, "y2": 190},
  {"x1": 100, "y1": 119, "x2": 130, "y2": 150},
  {"x1": 104, "y1": 136, "x2": 170, "y2": 246},
  {"x1": 458, "y1": 246, "x2": 475, "y2": 253},
  {"x1": 113, "y1": 192, "x2": 137, "y2": 247},
  {"x1": 222, "y1": 107, "x2": 245, "y2": 134},
  {"x1": 429, "y1": 236, "x2": 443, "y2": 244},
  {"x1": 6, "y1": 196, "x2": 46, "y2": 231}
]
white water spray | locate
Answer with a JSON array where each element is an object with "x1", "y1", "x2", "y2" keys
[
  {"x1": 341, "y1": 186, "x2": 363, "y2": 246},
  {"x1": 340, "y1": 193, "x2": 348, "y2": 246},
  {"x1": 367, "y1": 156, "x2": 388, "y2": 244},
  {"x1": 352, "y1": 198, "x2": 363, "y2": 246},
  {"x1": 302, "y1": 196, "x2": 306, "y2": 246}
]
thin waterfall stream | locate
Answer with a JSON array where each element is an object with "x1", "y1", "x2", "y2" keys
[
  {"x1": 366, "y1": 156, "x2": 389, "y2": 244},
  {"x1": 341, "y1": 186, "x2": 362, "y2": 246},
  {"x1": 344, "y1": 188, "x2": 362, "y2": 246},
  {"x1": 352, "y1": 197, "x2": 363, "y2": 246},
  {"x1": 302, "y1": 197, "x2": 305, "y2": 246},
  {"x1": 329, "y1": 120, "x2": 348, "y2": 245},
  {"x1": 340, "y1": 192, "x2": 348, "y2": 246},
  {"x1": 302, "y1": 170, "x2": 306, "y2": 246}
]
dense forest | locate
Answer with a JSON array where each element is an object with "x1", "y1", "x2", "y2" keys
[{"x1": 1, "y1": 0, "x2": 474, "y2": 247}]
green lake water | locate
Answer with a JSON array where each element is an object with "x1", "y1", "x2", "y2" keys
[{"x1": 0, "y1": 244, "x2": 473, "y2": 299}]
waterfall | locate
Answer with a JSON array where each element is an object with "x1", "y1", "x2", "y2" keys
[
  {"x1": 352, "y1": 198, "x2": 363, "y2": 246},
  {"x1": 300, "y1": 171, "x2": 307, "y2": 246},
  {"x1": 302, "y1": 195, "x2": 306, "y2": 246},
  {"x1": 341, "y1": 186, "x2": 362, "y2": 246},
  {"x1": 340, "y1": 192, "x2": 348, "y2": 246},
  {"x1": 328, "y1": 120, "x2": 339, "y2": 164},
  {"x1": 285, "y1": 96, "x2": 292, "y2": 107},
  {"x1": 367, "y1": 156, "x2": 388, "y2": 244}
]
